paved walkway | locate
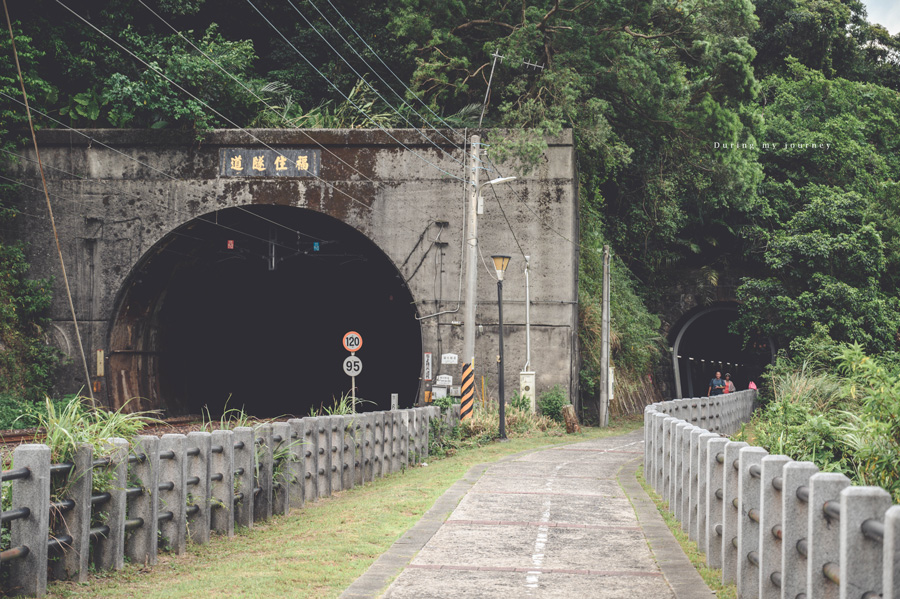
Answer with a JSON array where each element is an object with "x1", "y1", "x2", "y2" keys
[{"x1": 341, "y1": 429, "x2": 715, "y2": 599}]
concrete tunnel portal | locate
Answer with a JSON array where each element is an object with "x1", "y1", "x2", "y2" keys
[{"x1": 107, "y1": 205, "x2": 422, "y2": 418}]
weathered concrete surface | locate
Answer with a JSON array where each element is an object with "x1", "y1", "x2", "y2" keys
[
  {"x1": 7, "y1": 128, "x2": 578, "y2": 411},
  {"x1": 342, "y1": 430, "x2": 715, "y2": 599}
]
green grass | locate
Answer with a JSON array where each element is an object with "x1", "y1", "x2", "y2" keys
[
  {"x1": 46, "y1": 417, "x2": 642, "y2": 599},
  {"x1": 635, "y1": 464, "x2": 737, "y2": 599}
]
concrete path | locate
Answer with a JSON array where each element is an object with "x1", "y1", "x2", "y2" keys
[{"x1": 342, "y1": 429, "x2": 716, "y2": 599}]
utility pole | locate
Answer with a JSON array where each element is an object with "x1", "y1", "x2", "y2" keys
[
  {"x1": 598, "y1": 245, "x2": 611, "y2": 427},
  {"x1": 462, "y1": 135, "x2": 481, "y2": 366}
]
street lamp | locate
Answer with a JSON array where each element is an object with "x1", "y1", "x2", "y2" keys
[
  {"x1": 492, "y1": 254, "x2": 511, "y2": 440},
  {"x1": 477, "y1": 176, "x2": 517, "y2": 214}
]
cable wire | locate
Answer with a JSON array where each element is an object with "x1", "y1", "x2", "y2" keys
[{"x1": 3, "y1": 0, "x2": 94, "y2": 401}]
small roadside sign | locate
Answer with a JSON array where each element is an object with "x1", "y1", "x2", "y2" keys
[
  {"x1": 424, "y1": 352, "x2": 433, "y2": 381},
  {"x1": 343, "y1": 355, "x2": 363, "y2": 376},
  {"x1": 435, "y1": 374, "x2": 453, "y2": 386},
  {"x1": 441, "y1": 353, "x2": 458, "y2": 365},
  {"x1": 343, "y1": 331, "x2": 363, "y2": 352}
]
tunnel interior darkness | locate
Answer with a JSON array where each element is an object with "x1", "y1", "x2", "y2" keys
[
  {"x1": 671, "y1": 307, "x2": 773, "y2": 398},
  {"x1": 108, "y1": 205, "x2": 422, "y2": 418}
]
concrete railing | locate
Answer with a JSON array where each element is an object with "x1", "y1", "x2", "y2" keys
[
  {"x1": 644, "y1": 390, "x2": 900, "y2": 599},
  {"x1": 1, "y1": 406, "x2": 450, "y2": 597}
]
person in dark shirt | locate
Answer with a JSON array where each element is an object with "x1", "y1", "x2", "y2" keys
[{"x1": 708, "y1": 371, "x2": 725, "y2": 396}]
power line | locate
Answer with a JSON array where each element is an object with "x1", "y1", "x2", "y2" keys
[
  {"x1": 304, "y1": 0, "x2": 463, "y2": 152},
  {"x1": 245, "y1": 0, "x2": 465, "y2": 183},
  {"x1": 488, "y1": 181, "x2": 527, "y2": 260},
  {"x1": 53, "y1": 0, "x2": 447, "y2": 241}
]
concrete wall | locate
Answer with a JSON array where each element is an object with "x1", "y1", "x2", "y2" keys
[{"x1": 7, "y1": 128, "x2": 578, "y2": 410}]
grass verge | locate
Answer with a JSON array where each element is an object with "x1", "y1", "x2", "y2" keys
[
  {"x1": 635, "y1": 464, "x2": 737, "y2": 599},
  {"x1": 46, "y1": 416, "x2": 642, "y2": 599}
]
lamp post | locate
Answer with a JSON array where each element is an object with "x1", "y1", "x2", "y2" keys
[{"x1": 491, "y1": 254, "x2": 511, "y2": 441}]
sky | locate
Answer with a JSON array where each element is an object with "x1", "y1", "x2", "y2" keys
[{"x1": 862, "y1": 0, "x2": 900, "y2": 34}]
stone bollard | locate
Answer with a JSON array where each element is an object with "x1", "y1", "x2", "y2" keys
[
  {"x1": 329, "y1": 416, "x2": 343, "y2": 493},
  {"x1": 126, "y1": 435, "x2": 160, "y2": 566},
  {"x1": 159, "y1": 434, "x2": 188, "y2": 554},
  {"x1": 210, "y1": 429, "x2": 235, "y2": 536},
  {"x1": 232, "y1": 427, "x2": 255, "y2": 530},
  {"x1": 721, "y1": 441, "x2": 749, "y2": 582},
  {"x1": 840, "y1": 486, "x2": 892, "y2": 599},
  {"x1": 807, "y1": 472, "x2": 851, "y2": 599},
  {"x1": 757, "y1": 454, "x2": 791, "y2": 599},
  {"x1": 885, "y1": 505, "x2": 900, "y2": 599},
  {"x1": 272, "y1": 422, "x2": 292, "y2": 515},
  {"x1": 9, "y1": 444, "x2": 51, "y2": 597},
  {"x1": 94, "y1": 438, "x2": 129, "y2": 571},
  {"x1": 186, "y1": 431, "x2": 212, "y2": 544},
  {"x1": 736, "y1": 446, "x2": 768, "y2": 599},
  {"x1": 287, "y1": 419, "x2": 306, "y2": 509},
  {"x1": 781, "y1": 461, "x2": 818, "y2": 599},
  {"x1": 50, "y1": 442, "x2": 92, "y2": 582}
]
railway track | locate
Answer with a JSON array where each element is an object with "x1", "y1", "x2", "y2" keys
[{"x1": 0, "y1": 415, "x2": 203, "y2": 447}]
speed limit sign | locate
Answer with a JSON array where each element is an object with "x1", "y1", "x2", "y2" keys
[
  {"x1": 342, "y1": 331, "x2": 363, "y2": 352},
  {"x1": 343, "y1": 355, "x2": 363, "y2": 376}
]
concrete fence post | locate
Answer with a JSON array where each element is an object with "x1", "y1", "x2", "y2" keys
[
  {"x1": 363, "y1": 412, "x2": 375, "y2": 483},
  {"x1": 340, "y1": 416, "x2": 355, "y2": 491},
  {"x1": 736, "y1": 446, "x2": 768, "y2": 599},
  {"x1": 781, "y1": 461, "x2": 819, "y2": 599},
  {"x1": 643, "y1": 405, "x2": 653, "y2": 476},
  {"x1": 807, "y1": 472, "x2": 851, "y2": 599},
  {"x1": 654, "y1": 413, "x2": 666, "y2": 492},
  {"x1": 400, "y1": 410, "x2": 410, "y2": 470},
  {"x1": 674, "y1": 422, "x2": 690, "y2": 519},
  {"x1": 705, "y1": 438, "x2": 729, "y2": 567},
  {"x1": 314, "y1": 417, "x2": 331, "y2": 499},
  {"x1": 328, "y1": 416, "x2": 343, "y2": 493},
  {"x1": 159, "y1": 434, "x2": 187, "y2": 554},
  {"x1": 885, "y1": 505, "x2": 900, "y2": 599},
  {"x1": 662, "y1": 417, "x2": 675, "y2": 504},
  {"x1": 679, "y1": 424, "x2": 696, "y2": 525},
  {"x1": 298, "y1": 418, "x2": 317, "y2": 504},
  {"x1": 695, "y1": 432, "x2": 718, "y2": 545},
  {"x1": 271, "y1": 422, "x2": 292, "y2": 515},
  {"x1": 839, "y1": 486, "x2": 892, "y2": 599},
  {"x1": 393, "y1": 411, "x2": 404, "y2": 471},
  {"x1": 373, "y1": 411, "x2": 385, "y2": 477},
  {"x1": 50, "y1": 442, "x2": 92, "y2": 582},
  {"x1": 384, "y1": 412, "x2": 396, "y2": 475},
  {"x1": 287, "y1": 419, "x2": 306, "y2": 509},
  {"x1": 687, "y1": 427, "x2": 703, "y2": 537},
  {"x1": 722, "y1": 441, "x2": 749, "y2": 583},
  {"x1": 757, "y1": 454, "x2": 790, "y2": 599},
  {"x1": 210, "y1": 429, "x2": 235, "y2": 536},
  {"x1": 254, "y1": 424, "x2": 274, "y2": 522},
  {"x1": 126, "y1": 435, "x2": 160, "y2": 566},
  {"x1": 186, "y1": 431, "x2": 212, "y2": 544},
  {"x1": 232, "y1": 427, "x2": 254, "y2": 530},
  {"x1": 351, "y1": 417, "x2": 364, "y2": 487},
  {"x1": 94, "y1": 438, "x2": 129, "y2": 571},
  {"x1": 9, "y1": 444, "x2": 51, "y2": 597},
  {"x1": 409, "y1": 409, "x2": 419, "y2": 465}
]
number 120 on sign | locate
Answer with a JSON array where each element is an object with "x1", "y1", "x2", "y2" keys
[{"x1": 343, "y1": 356, "x2": 363, "y2": 376}]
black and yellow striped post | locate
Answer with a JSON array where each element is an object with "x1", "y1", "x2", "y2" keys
[{"x1": 460, "y1": 363, "x2": 475, "y2": 421}]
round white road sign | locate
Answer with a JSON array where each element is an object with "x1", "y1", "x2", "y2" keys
[{"x1": 343, "y1": 355, "x2": 363, "y2": 376}]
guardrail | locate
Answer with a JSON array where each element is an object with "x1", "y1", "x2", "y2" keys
[
  {"x1": 644, "y1": 390, "x2": 900, "y2": 599},
  {"x1": 1, "y1": 406, "x2": 451, "y2": 596}
]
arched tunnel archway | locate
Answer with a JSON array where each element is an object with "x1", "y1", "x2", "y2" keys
[
  {"x1": 670, "y1": 304, "x2": 774, "y2": 398},
  {"x1": 107, "y1": 205, "x2": 422, "y2": 417}
]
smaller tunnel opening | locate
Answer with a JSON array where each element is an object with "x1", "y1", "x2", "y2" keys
[
  {"x1": 108, "y1": 205, "x2": 422, "y2": 418},
  {"x1": 671, "y1": 306, "x2": 773, "y2": 398}
]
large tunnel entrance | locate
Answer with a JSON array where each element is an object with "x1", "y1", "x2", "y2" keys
[
  {"x1": 670, "y1": 305, "x2": 774, "y2": 398},
  {"x1": 107, "y1": 205, "x2": 422, "y2": 417}
]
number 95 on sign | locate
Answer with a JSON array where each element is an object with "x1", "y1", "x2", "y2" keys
[{"x1": 343, "y1": 355, "x2": 362, "y2": 376}]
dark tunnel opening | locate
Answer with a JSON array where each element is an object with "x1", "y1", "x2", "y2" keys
[
  {"x1": 671, "y1": 306, "x2": 773, "y2": 398},
  {"x1": 108, "y1": 205, "x2": 422, "y2": 417}
]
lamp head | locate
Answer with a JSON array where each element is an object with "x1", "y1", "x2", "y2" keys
[{"x1": 491, "y1": 255, "x2": 511, "y2": 280}]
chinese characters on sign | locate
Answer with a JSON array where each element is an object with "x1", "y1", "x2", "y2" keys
[{"x1": 219, "y1": 149, "x2": 321, "y2": 177}]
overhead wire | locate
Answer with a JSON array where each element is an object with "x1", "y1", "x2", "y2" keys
[
  {"x1": 301, "y1": 0, "x2": 463, "y2": 153},
  {"x1": 53, "y1": 0, "x2": 451, "y2": 242},
  {"x1": 244, "y1": 0, "x2": 466, "y2": 183}
]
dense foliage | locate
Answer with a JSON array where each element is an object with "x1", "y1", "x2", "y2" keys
[{"x1": 1, "y1": 0, "x2": 899, "y2": 404}]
